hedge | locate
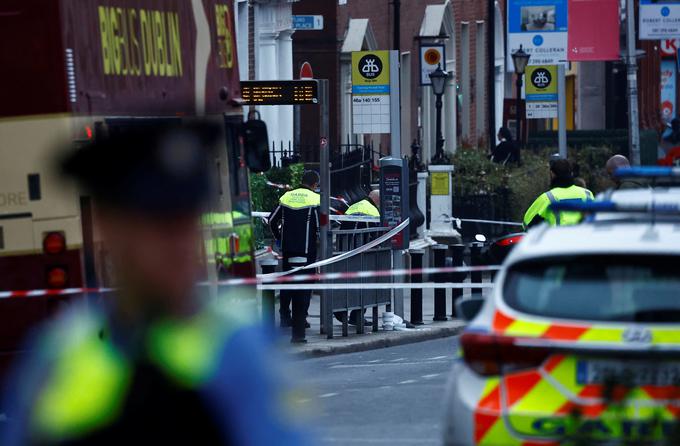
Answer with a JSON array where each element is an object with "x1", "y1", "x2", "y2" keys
[
  {"x1": 249, "y1": 163, "x2": 305, "y2": 249},
  {"x1": 452, "y1": 145, "x2": 615, "y2": 226}
]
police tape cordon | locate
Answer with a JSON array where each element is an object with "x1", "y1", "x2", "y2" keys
[{"x1": 0, "y1": 264, "x2": 499, "y2": 299}]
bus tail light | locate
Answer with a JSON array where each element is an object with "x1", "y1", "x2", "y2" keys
[
  {"x1": 46, "y1": 267, "x2": 68, "y2": 289},
  {"x1": 43, "y1": 232, "x2": 66, "y2": 255},
  {"x1": 460, "y1": 332, "x2": 551, "y2": 376}
]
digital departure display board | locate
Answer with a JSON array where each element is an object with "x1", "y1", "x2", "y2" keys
[{"x1": 240, "y1": 80, "x2": 319, "y2": 105}]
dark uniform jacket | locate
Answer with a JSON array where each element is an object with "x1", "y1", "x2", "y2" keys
[{"x1": 268, "y1": 187, "x2": 320, "y2": 258}]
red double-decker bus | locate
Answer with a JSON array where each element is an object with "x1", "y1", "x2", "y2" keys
[{"x1": 0, "y1": 0, "x2": 258, "y2": 382}]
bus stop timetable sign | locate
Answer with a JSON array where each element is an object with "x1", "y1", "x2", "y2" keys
[{"x1": 241, "y1": 80, "x2": 319, "y2": 105}]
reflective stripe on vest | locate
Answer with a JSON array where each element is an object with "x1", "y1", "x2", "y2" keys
[
  {"x1": 545, "y1": 186, "x2": 593, "y2": 226},
  {"x1": 545, "y1": 191, "x2": 561, "y2": 226}
]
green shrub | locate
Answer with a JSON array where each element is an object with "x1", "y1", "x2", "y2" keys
[
  {"x1": 249, "y1": 163, "x2": 305, "y2": 248},
  {"x1": 452, "y1": 146, "x2": 614, "y2": 223}
]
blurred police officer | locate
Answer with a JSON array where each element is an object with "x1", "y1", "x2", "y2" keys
[
  {"x1": 523, "y1": 158, "x2": 594, "y2": 229},
  {"x1": 606, "y1": 155, "x2": 643, "y2": 190},
  {"x1": 268, "y1": 171, "x2": 320, "y2": 343},
  {"x1": 333, "y1": 190, "x2": 380, "y2": 326},
  {"x1": 1, "y1": 123, "x2": 309, "y2": 446}
]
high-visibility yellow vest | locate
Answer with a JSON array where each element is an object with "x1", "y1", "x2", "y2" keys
[
  {"x1": 345, "y1": 199, "x2": 380, "y2": 217},
  {"x1": 523, "y1": 185, "x2": 594, "y2": 228},
  {"x1": 279, "y1": 188, "x2": 320, "y2": 209}
]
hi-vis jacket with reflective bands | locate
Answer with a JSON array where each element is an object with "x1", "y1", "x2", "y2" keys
[
  {"x1": 523, "y1": 184, "x2": 594, "y2": 229},
  {"x1": 343, "y1": 198, "x2": 380, "y2": 231},
  {"x1": 268, "y1": 187, "x2": 320, "y2": 256},
  {"x1": 1, "y1": 301, "x2": 310, "y2": 446}
]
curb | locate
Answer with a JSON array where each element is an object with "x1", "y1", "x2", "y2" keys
[{"x1": 289, "y1": 322, "x2": 465, "y2": 358}]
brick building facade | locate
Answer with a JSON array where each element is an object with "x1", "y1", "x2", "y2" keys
[{"x1": 292, "y1": 0, "x2": 505, "y2": 161}]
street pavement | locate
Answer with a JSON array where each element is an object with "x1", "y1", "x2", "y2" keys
[
  {"x1": 298, "y1": 336, "x2": 459, "y2": 445},
  {"x1": 282, "y1": 293, "x2": 465, "y2": 356}
]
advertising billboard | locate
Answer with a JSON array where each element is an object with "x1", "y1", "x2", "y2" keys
[{"x1": 507, "y1": 0, "x2": 569, "y2": 69}]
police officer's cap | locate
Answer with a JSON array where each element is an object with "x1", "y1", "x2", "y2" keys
[{"x1": 62, "y1": 121, "x2": 220, "y2": 215}]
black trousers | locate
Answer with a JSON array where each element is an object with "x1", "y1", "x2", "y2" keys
[{"x1": 280, "y1": 254, "x2": 312, "y2": 339}]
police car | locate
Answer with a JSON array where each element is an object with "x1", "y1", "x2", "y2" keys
[{"x1": 443, "y1": 168, "x2": 680, "y2": 445}]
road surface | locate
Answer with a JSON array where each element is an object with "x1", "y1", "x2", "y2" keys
[{"x1": 298, "y1": 336, "x2": 459, "y2": 445}]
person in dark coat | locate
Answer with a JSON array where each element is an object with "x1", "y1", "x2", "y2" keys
[{"x1": 490, "y1": 127, "x2": 520, "y2": 165}]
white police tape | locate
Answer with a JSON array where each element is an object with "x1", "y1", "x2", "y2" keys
[
  {"x1": 451, "y1": 217, "x2": 523, "y2": 227},
  {"x1": 239, "y1": 264, "x2": 499, "y2": 286},
  {"x1": 257, "y1": 283, "x2": 494, "y2": 291},
  {"x1": 258, "y1": 218, "x2": 410, "y2": 279},
  {"x1": 252, "y1": 211, "x2": 380, "y2": 224},
  {"x1": 0, "y1": 263, "x2": 500, "y2": 299}
]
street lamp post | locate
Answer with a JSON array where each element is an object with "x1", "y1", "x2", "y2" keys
[
  {"x1": 511, "y1": 45, "x2": 530, "y2": 147},
  {"x1": 429, "y1": 64, "x2": 450, "y2": 165}
]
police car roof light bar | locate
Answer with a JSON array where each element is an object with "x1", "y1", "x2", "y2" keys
[{"x1": 549, "y1": 201, "x2": 680, "y2": 215}]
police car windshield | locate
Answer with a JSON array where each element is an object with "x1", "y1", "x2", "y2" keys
[{"x1": 504, "y1": 255, "x2": 680, "y2": 323}]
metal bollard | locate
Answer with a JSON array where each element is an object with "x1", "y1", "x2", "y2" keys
[
  {"x1": 259, "y1": 259, "x2": 279, "y2": 327},
  {"x1": 470, "y1": 242, "x2": 483, "y2": 289},
  {"x1": 289, "y1": 257, "x2": 310, "y2": 342},
  {"x1": 432, "y1": 244, "x2": 448, "y2": 321},
  {"x1": 410, "y1": 249, "x2": 424, "y2": 325},
  {"x1": 449, "y1": 244, "x2": 465, "y2": 318}
]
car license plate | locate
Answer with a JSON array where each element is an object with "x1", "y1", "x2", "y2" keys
[{"x1": 576, "y1": 360, "x2": 680, "y2": 386}]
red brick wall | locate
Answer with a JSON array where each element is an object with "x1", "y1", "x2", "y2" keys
[
  {"x1": 451, "y1": 0, "x2": 494, "y2": 146},
  {"x1": 292, "y1": 0, "x2": 341, "y2": 150},
  {"x1": 293, "y1": 0, "x2": 498, "y2": 151}
]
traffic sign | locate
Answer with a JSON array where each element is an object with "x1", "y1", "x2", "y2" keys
[
  {"x1": 292, "y1": 15, "x2": 324, "y2": 30},
  {"x1": 351, "y1": 51, "x2": 391, "y2": 134},
  {"x1": 299, "y1": 61, "x2": 314, "y2": 79}
]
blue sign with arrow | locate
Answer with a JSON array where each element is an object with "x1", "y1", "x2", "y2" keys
[{"x1": 292, "y1": 15, "x2": 324, "y2": 31}]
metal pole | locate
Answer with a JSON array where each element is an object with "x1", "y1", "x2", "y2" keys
[
  {"x1": 433, "y1": 244, "x2": 448, "y2": 321},
  {"x1": 389, "y1": 52, "x2": 404, "y2": 319},
  {"x1": 515, "y1": 75, "x2": 522, "y2": 146},
  {"x1": 557, "y1": 64, "x2": 568, "y2": 159},
  {"x1": 450, "y1": 244, "x2": 465, "y2": 318},
  {"x1": 410, "y1": 249, "x2": 424, "y2": 325},
  {"x1": 435, "y1": 93, "x2": 444, "y2": 159},
  {"x1": 487, "y1": 0, "x2": 496, "y2": 153},
  {"x1": 389, "y1": 51, "x2": 402, "y2": 157},
  {"x1": 259, "y1": 259, "x2": 279, "y2": 327},
  {"x1": 393, "y1": 0, "x2": 401, "y2": 52},
  {"x1": 318, "y1": 79, "x2": 333, "y2": 338},
  {"x1": 470, "y1": 243, "x2": 483, "y2": 285},
  {"x1": 626, "y1": 0, "x2": 641, "y2": 166}
]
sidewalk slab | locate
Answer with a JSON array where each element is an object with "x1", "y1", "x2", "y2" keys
[
  {"x1": 275, "y1": 291, "x2": 471, "y2": 358},
  {"x1": 285, "y1": 319, "x2": 465, "y2": 358}
]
